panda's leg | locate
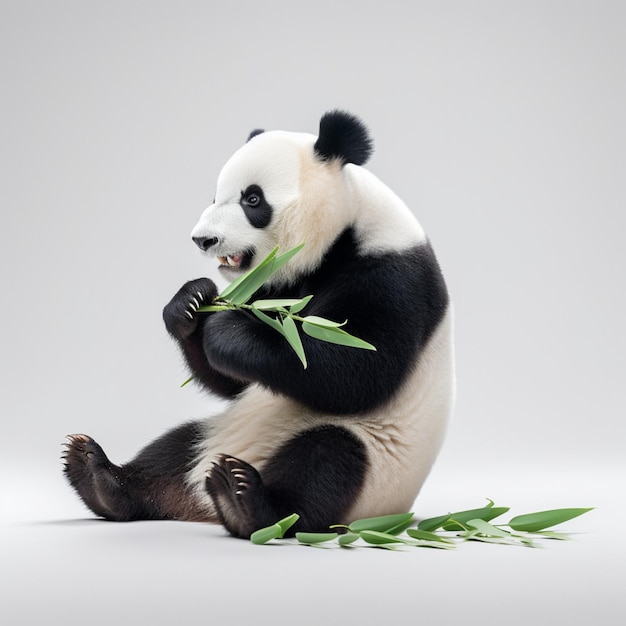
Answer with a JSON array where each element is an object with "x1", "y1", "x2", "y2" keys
[
  {"x1": 206, "y1": 424, "x2": 368, "y2": 538},
  {"x1": 63, "y1": 422, "x2": 214, "y2": 522}
]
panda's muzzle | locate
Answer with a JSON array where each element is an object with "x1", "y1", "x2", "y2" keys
[{"x1": 192, "y1": 234, "x2": 253, "y2": 272}]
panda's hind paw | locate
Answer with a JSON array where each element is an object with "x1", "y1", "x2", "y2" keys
[
  {"x1": 62, "y1": 434, "x2": 122, "y2": 519},
  {"x1": 205, "y1": 454, "x2": 270, "y2": 538}
]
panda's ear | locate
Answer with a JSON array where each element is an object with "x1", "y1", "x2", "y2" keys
[
  {"x1": 313, "y1": 110, "x2": 373, "y2": 166},
  {"x1": 247, "y1": 128, "x2": 265, "y2": 142}
]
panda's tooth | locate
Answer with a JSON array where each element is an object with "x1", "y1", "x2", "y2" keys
[{"x1": 227, "y1": 254, "x2": 243, "y2": 267}]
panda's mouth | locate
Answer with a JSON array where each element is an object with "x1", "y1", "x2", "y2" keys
[{"x1": 216, "y1": 250, "x2": 254, "y2": 272}]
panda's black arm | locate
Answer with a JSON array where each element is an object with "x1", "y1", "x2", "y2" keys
[
  {"x1": 203, "y1": 308, "x2": 384, "y2": 413},
  {"x1": 177, "y1": 331, "x2": 248, "y2": 398},
  {"x1": 163, "y1": 277, "x2": 248, "y2": 399},
  {"x1": 201, "y1": 243, "x2": 448, "y2": 414}
]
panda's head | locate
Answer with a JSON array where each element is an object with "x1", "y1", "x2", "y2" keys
[{"x1": 191, "y1": 110, "x2": 373, "y2": 285}]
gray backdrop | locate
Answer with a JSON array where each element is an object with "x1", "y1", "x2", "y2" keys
[
  {"x1": 1, "y1": 1, "x2": 624, "y2": 624},
  {"x1": 2, "y1": 0, "x2": 623, "y2": 474}
]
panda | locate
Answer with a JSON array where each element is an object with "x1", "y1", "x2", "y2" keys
[{"x1": 63, "y1": 110, "x2": 455, "y2": 539}]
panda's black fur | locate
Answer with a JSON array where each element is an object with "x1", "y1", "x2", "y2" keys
[{"x1": 63, "y1": 111, "x2": 454, "y2": 538}]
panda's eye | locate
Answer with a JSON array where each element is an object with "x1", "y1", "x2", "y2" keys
[{"x1": 246, "y1": 193, "x2": 260, "y2": 207}]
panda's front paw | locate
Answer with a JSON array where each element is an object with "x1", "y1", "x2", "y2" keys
[
  {"x1": 163, "y1": 278, "x2": 218, "y2": 341},
  {"x1": 206, "y1": 454, "x2": 272, "y2": 539}
]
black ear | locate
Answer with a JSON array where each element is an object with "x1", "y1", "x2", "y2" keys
[
  {"x1": 247, "y1": 128, "x2": 265, "y2": 142},
  {"x1": 313, "y1": 110, "x2": 373, "y2": 166}
]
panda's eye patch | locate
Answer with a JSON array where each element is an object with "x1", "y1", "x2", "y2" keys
[
  {"x1": 242, "y1": 185, "x2": 264, "y2": 208},
  {"x1": 240, "y1": 185, "x2": 272, "y2": 228}
]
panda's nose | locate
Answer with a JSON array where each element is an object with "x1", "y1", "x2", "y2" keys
[{"x1": 192, "y1": 236, "x2": 219, "y2": 252}]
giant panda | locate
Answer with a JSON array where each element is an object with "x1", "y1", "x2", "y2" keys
[{"x1": 63, "y1": 110, "x2": 455, "y2": 539}]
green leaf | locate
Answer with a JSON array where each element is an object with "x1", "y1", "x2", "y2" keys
[
  {"x1": 275, "y1": 513, "x2": 300, "y2": 537},
  {"x1": 295, "y1": 532, "x2": 339, "y2": 544},
  {"x1": 443, "y1": 506, "x2": 510, "y2": 531},
  {"x1": 466, "y1": 519, "x2": 512, "y2": 538},
  {"x1": 196, "y1": 303, "x2": 233, "y2": 313},
  {"x1": 359, "y1": 530, "x2": 416, "y2": 546},
  {"x1": 508, "y1": 508, "x2": 593, "y2": 532},
  {"x1": 228, "y1": 261, "x2": 279, "y2": 305},
  {"x1": 302, "y1": 322, "x2": 377, "y2": 351},
  {"x1": 281, "y1": 315, "x2": 307, "y2": 368},
  {"x1": 337, "y1": 533, "x2": 360, "y2": 547},
  {"x1": 219, "y1": 246, "x2": 279, "y2": 302},
  {"x1": 250, "y1": 513, "x2": 300, "y2": 543},
  {"x1": 271, "y1": 242, "x2": 306, "y2": 274},
  {"x1": 407, "y1": 529, "x2": 455, "y2": 544},
  {"x1": 219, "y1": 243, "x2": 306, "y2": 305},
  {"x1": 251, "y1": 298, "x2": 308, "y2": 311},
  {"x1": 289, "y1": 295, "x2": 313, "y2": 314},
  {"x1": 180, "y1": 376, "x2": 193, "y2": 388},
  {"x1": 300, "y1": 315, "x2": 347, "y2": 328},
  {"x1": 348, "y1": 512, "x2": 414, "y2": 534},
  {"x1": 385, "y1": 518, "x2": 418, "y2": 536},
  {"x1": 417, "y1": 513, "x2": 452, "y2": 532},
  {"x1": 418, "y1": 501, "x2": 508, "y2": 532},
  {"x1": 250, "y1": 524, "x2": 282, "y2": 545},
  {"x1": 250, "y1": 308, "x2": 285, "y2": 336}
]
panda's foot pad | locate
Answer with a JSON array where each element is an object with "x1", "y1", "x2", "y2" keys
[
  {"x1": 62, "y1": 434, "x2": 123, "y2": 519},
  {"x1": 205, "y1": 454, "x2": 270, "y2": 538}
]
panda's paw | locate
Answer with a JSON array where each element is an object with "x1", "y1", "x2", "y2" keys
[
  {"x1": 205, "y1": 454, "x2": 269, "y2": 539},
  {"x1": 163, "y1": 278, "x2": 218, "y2": 341},
  {"x1": 62, "y1": 434, "x2": 122, "y2": 519}
]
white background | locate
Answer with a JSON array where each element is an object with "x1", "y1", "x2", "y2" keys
[{"x1": 1, "y1": 1, "x2": 624, "y2": 624}]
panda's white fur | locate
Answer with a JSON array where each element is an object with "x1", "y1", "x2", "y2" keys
[
  {"x1": 63, "y1": 111, "x2": 454, "y2": 537},
  {"x1": 191, "y1": 130, "x2": 426, "y2": 285},
  {"x1": 186, "y1": 308, "x2": 453, "y2": 523}
]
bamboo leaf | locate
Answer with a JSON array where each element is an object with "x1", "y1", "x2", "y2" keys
[
  {"x1": 407, "y1": 529, "x2": 455, "y2": 544},
  {"x1": 219, "y1": 246, "x2": 279, "y2": 302},
  {"x1": 250, "y1": 524, "x2": 282, "y2": 545},
  {"x1": 348, "y1": 512, "x2": 415, "y2": 534},
  {"x1": 418, "y1": 502, "x2": 508, "y2": 532},
  {"x1": 443, "y1": 506, "x2": 510, "y2": 531},
  {"x1": 301, "y1": 315, "x2": 347, "y2": 328},
  {"x1": 218, "y1": 243, "x2": 305, "y2": 305},
  {"x1": 226, "y1": 260, "x2": 279, "y2": 304},
  {"x1": 271, "y1": 242, "x2": 306, "y2": 273},
  {"x1": 196, "y1": 304, "x2": 233, "y2": 313},
  {"x1": 295, "y1": 532, "x2": 339, "y2": 545},
  {"x1": 508, "y1": 508, "x2": 593, "y2": 532},
  {"x1": 466, "y1": 519, "x2": 512, "y2": 538},
  {"x1": 302, "y1": 322, "x2": 376, "y2": 351},
  {"x1": 250, "y1": 308, "x2": 285, "y2": 337},
  {"x1": 417, "y1": 513, "x2": 452, "y2": 532},
  {"x1": 289, "y1": 295, "x2": 314, "y2": 314},
  {"x1": 385, "y1": 518, "x2": 418, "y2": 536},
  {"x1": 359, "y1": 530, "x2": 417, "y2": 546},
  {"x1": 252, "y1": 298, "x2": 309, "y2": 311},
  {"x1": 337, "y1": 533, "x2": 360, "y2": 547},
  {"x1": 275, "y1": 513, "x2": 300, "y2": 537},
  {"x1": 281, "y1": 316, "x2": 307, "y2": 369}
]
